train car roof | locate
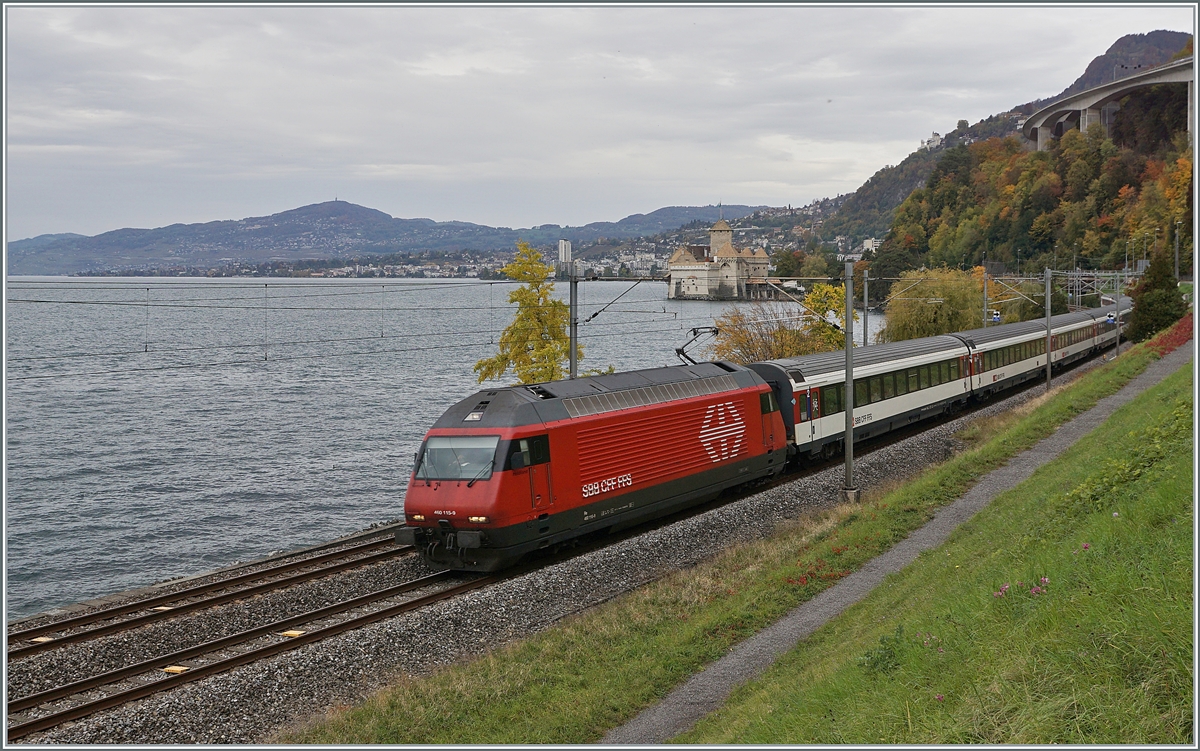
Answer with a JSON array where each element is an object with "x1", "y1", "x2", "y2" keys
[
  {"x1": 431, "y1": 361, "x2": 763, "y2": 429},
  {"x1": 756, "y1": 334, "x2": 966, "y2": 381},
  {"x1": 953, "y1": 308, "x2": 1112, "y2": 347},
  {"x1": 753, "y1": 303, "x2": 1125, "y2": 383}
]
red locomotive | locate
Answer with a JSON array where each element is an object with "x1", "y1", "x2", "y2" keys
[{"x1": 396, "y1": 361, "x2": 787, "y2": 570}]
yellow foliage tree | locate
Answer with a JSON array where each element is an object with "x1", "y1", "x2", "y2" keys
[
  {"x1": 474, "y1": 241, "x2": 578, "y2": 384},
  {"x1": 709, "y1": 284, "x2": 853, "y2": 364},
  {"x1": 878, "y1": 267, "x2": 982, "y2": 342}
]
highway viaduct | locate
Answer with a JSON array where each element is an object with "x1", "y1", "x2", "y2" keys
[{"x1": 1021, "y1": 56, "x2": 1194, "y2": 150}]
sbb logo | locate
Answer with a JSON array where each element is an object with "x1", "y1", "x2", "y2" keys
[{"x1": 700, "y1": 401, "x2": 745, "y2": 463}]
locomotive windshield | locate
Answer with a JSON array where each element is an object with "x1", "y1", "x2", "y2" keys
[{"x1": 414, "y1": 435, "x2": 500, "y2": 482}]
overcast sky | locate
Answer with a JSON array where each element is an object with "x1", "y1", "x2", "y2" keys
[{"x1": 4, "y1": 4, "x2": 1194, "y2": 240}]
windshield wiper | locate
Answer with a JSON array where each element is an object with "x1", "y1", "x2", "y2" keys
[{"x1": 465, "y1": 463, "x2": 489, "y2": 484}]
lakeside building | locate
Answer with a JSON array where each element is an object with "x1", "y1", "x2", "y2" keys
[{"x1": 666, "y1": 219, "x2": 775, "y2": 300}]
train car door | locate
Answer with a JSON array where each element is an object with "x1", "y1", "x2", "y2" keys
[
  {"x1": 512, "y1": 435, "x2": 552, "y2": 510},
  {"x1": 808, "y1": 388, "x2": 824, "y2": 443},
  {"x1": 797, "y1": 389, "x2": 815, "y2": 445}
]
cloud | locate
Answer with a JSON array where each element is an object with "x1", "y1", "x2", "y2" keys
[{"x1": 5, "y1": 5, "x2": 1193, "y2": 238}]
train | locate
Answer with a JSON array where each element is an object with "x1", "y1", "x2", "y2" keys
[{"x1": 396, "y1": 303, "x2": 1127, "y2": 571}]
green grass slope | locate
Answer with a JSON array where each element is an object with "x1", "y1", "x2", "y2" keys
[{"x1": 680, "y1": 362, "x2": 1193, "y2": 744}]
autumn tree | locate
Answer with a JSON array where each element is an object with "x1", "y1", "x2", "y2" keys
[
  {"x1": 799, "y1": 253, "x2": 829, "y2": 279},
  {"x1": 770, "y1": 248, "x2": 803, "y2": 277},
  {"x1": 877, "y1": 267, "x2": 982, "y2": 342},
  {"x1": 1126, "y1": 247, "x2": 1187, "y2": 341},
  {"x1": 709, "y1": 284, "x2": 853, "y2": 364},
  {"x1": 1012, "y1": 282, "x2": 1068, "y2": 321},
  {"x1": 474, "y1": 241, "x2": 579, "y2": 384}
]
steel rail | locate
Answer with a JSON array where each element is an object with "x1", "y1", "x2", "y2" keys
[
  {"x1": 7, "y1": 571, "x2": 496, "y2": 742},
  {"x1": 9, "y1": 536, "x2": 399, "y2": 643},
  {"x1": 9, "y1": 543, "x2": 413, "y2": 659}
]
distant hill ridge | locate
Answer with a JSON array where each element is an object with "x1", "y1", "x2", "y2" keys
[{"x1": 7, "y1": 202, "x2": 764, "y2": 276}]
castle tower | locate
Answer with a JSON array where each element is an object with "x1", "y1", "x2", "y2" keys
[{"x1": 709, "y1": 219, "x2": 736, "y2": 257}]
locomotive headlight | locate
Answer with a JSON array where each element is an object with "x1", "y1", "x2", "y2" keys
[
  {"x1": 408, "y1": 513, "x2": 426, "y2": 522},
  {"x1": 468, "y1": 516, "x2": 489, "y2": 524}
]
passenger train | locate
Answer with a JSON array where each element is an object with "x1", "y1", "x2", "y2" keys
[{"x1": 396, "y1": 303, "x2": 1127, "y2": 571}]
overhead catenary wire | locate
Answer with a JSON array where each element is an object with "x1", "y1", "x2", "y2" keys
[
  {"x1": 6, "y1": 304, "x2": 709, "y2": 363},
  {"x1": 5, "y1": 319, "x2": 721, "y2": 382},
  {"x1": 7, "y1": 278, "x2": 813, "y2": 379}
]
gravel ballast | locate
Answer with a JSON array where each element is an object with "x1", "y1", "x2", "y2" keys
[{"x1": 10, "y1": 353, "x2": 1138, "y2": 744}]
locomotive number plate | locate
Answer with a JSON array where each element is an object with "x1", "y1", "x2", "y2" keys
[{"x1": 581, "y1": 473, "x2": 633, "y2": 499}]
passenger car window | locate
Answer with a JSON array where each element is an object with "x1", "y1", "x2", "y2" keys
[
  {"x1": 822, "y1": 384, "x2": 842, "y2": 415},
  {"x1": 854, "y1": 380, "x2": 869, "y2": 408}
]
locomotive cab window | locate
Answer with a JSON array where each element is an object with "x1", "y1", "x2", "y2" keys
[
  {"x1": 760, "y1": 391, "x2": 780, "y2": 414},
  {"x1": 415, "y1": 435, "x2": 501, "y2": 482},
  {"x1": 504, "y1": 434, "x2": 551, "y2": 470}
]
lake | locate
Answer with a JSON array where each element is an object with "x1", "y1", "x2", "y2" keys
[{"x1": 4, "y1": 276, "x2": 885, "y2": 619}]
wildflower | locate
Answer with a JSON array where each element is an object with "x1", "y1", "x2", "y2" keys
[
  {"x1": 937, "y1": 647, "x2": 944, "y2": 653},
  {"x1": 1083, "y1": 543, "x2": 1090, "y2": 550},
  {"x1": 1040, "y1": 577, "x2": 1049, "y2": 585},
  {"x1": 936, "y1": 694, "x2": 944, "y2": 702},
  {"x1": 1030, "y1": 586, "x2": 1042, "y2": 595},
  {"x1": 1113, "y1": 512, "x2": 1119, "y2": 517}
]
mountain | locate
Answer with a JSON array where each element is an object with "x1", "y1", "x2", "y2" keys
[
  {"x1": 870, "y1": 75, "x2": 1192, "y2": 283},
  {"x1": 1053, "y1": 29, "x2": 1191, "y2": 99},
  {"x1": 821, "y1": 30, "x2": 1191, "y2": 248},
  {"x1": 7, "y1": 202, "x2": 764, "y2": 276}
]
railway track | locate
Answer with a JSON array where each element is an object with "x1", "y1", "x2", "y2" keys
[
  {"x1": 6, "y1": 571, "x2": 497, "y2": 742},
  {"x1": 6, "y1": 348, "x2": 1111, "y2": 743},
  {"x1": 7, "y1": 536, "x2": 413, "y2": 659}
]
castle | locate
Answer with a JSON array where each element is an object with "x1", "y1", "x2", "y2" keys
[{"x1": 666, "y1": 219, "x2": 774, "y2": 300}]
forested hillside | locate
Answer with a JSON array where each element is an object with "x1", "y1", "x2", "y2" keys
[
  {"x1": 870, "y1": 80, "x2": 1193, "y2": 281},
  {"x1": 824, "y1": 30, "x2": 1191, "y2": 253}
]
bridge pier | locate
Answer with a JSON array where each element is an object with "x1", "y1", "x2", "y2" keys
[{"x1": 1036, "y1": 125, "x2": 1052, "y2": 151}]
